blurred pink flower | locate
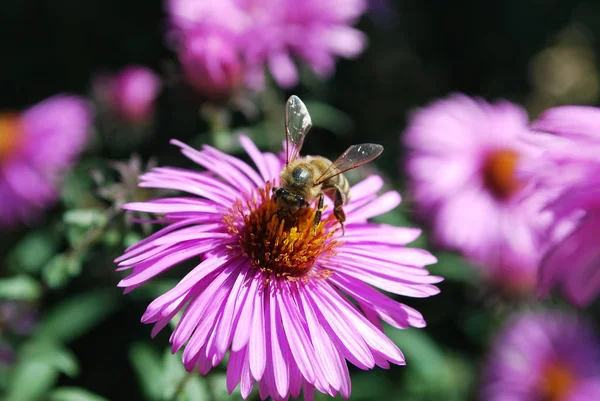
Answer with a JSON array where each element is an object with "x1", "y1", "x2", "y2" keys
[
  {"x1": 526, "y1": 106, "x2": 600, "y2": 306},
  {"x1": 481, "y1": 311, "x2": 600, "y2": 401},
  {"x1": 116, "y1": 136, "x2": 440, "y2": 400},
  {"x1": 0, "y1": 95, "x2": 92, "y2": 226},
  {"x1": 179, "y1": 30, "x2": 245, "y2": 99},
  {"x1": 403, "y1": 94, "x2": 554, "y2": 293},
  {"x1": 95, "y1": 65, "x2": 162, "y2": 124},
  {"x1": 166, "y1": 0, "x2": 367, "y2": 91}
]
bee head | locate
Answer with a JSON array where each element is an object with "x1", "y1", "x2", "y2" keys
[{"x1": 272, "y1": 187, "x2": 306, "y2": 209}]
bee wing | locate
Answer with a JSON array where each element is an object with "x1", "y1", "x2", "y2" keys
[
  {"x1": 285, "y1": 95, "x2": 312, "y2": 165},
  {"x1": 314, "y1": 144, "x2": 384, "y2": 185}
]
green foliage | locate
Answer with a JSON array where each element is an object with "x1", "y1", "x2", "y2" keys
[
  {"x1": 385, "y1": 326, "x2": 474, "y2": 400},
  {"x1": 8, "y1": 230, "x2": 59, "y2": 275},
  {"x1": 0, "y1": 275, "x2": 43, "y2": 301},
  {"x1": 36, "y1": 289, "x2": 121, "y2": 344},
  {"x1": 5, "y1": 341, "x2": 79, "y2": 401},
  {"x1": 129, "y1": 343, "x2": 164, "y2": 401},
  {"x1": 63, "y1": 209, "x2": 108, "y2": 230},
  {"x1": 431, "y1": 252, "x2": 481, "y2": 285},
  {"x1": 129, "y1": 344, "x2": 217, "y2": 401},
  {"x1": 42, "y1": 253, "x2": 83, "y2": 289},
  {"x1": 48, "y1": 387, "x2": 110, "y2": 401}
]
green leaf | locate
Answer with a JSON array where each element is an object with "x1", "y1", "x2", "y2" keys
[
  {"x1": 385, "y1": 325, "x2": 475, "y2": 400},
  {"x1": 63, "y1": 209, "x2": 108, "y2": 250},
  {"x1": 0, "y1": 275, "x2": 42, "y2": 301},
  {"x1": 123, "y1": 231, "x2": 144, "y2": 249},
  {"x1": 129, "y1": 343, "x2": 164, "y2": 401},
  {"x1": 42, "y1": 253, "x2": 83, "y2": 289},
  {"x1": 48, "y1": 387, "x2": 109, "y2": 401},
  {"x1": 20, "y1": 340, "x2": 80, "y2": 378},
  {"x1": 102, "y1": 229, "x2": 121, "y2": 247},
  {"x1": 5, "y1": 341, "x2": 79, "y2": 401},
  {"x1": 349, "y1": 372, "x2": 392, "y2": 400},
  {"x1": 182, "y1": 375, "x2": 211, "y2": 401},
  {"x1": 9, "y1": 230, "x2": 59, "y2": 274},
  {"x1": 429, "y1": 252, "x2": 480, "y2": 284},
  {"x1": 61, "y1": 162, "x2": 102, "y2": 209},
  {"x1": 132, "y1": 279, "x2": 180, "y2": 301},
  {"x1": 63, "y1": 209, "x2": 107, "y2": 228},
  {"x1": 384, "y1": 325, "x2": 446, "y2": 384},
  {"x1": 36, "y1": 289, "x2": 120, "y2": 344},
  {"x1": 5, "y1": 358, "x2": 59, "y2": 401},
  {"x1": 162, "y1": 349, "x2": 187, "y2": 400},
  {"x1": 207, "y1": 373, "x2": 242, "y2": 401}
]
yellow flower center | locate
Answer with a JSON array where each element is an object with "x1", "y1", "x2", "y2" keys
[
  {"x1": 482, "y1": 149, "x2": 522, "y2": 199},
  {"x1": 224, "y1": 181, "x2": 339, "y2": 280},
  {"x1": 0, "y1": 113, "x2": 23, "y2": 164},
  {"x1": 539, "y1": 363, "x2": 576, "y2": 401}
]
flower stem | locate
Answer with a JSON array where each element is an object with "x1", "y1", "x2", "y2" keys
[{"x1": 202, "y1": 104, "x2": 231, "y2": 151}]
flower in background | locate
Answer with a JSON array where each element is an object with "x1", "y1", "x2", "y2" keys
[
  {"x1": 94, "y1": 65, "x2": 162, "y2": 124},
  {"x1": 179, "y1": 30, "x2": 245, "y2": 99},
  {"x1": 0, "y1": 95, "x2": 92, "y2": 226},
  {"x1": 116, "y1": 137, "x2": 440, "y2": 400},
  {"x1": 403, "y1": 94, "x2": 554, "y2": 294},
  {"x1": 481, "y1": 311, "x2": 600, "y2": 401},
  {"x1": 525, "y1": 106, "x2": 600, "y2": 306},
  {"x1": 166, "y1": 0, "x2": 367, "y2": 92},
  {"x1": 0, "y1": 301, "x2": 38, "y2": 366}
]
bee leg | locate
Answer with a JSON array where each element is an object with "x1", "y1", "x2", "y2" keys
[
  {"x1": 332, "y1": 186, "x2": 346, "y2": 235},
  {"x1": 267, "y1": 210, "x2": 280, "y2": 224},
  {"x1": 312, "y1": 192, "x2": 325, "y2": 236}
]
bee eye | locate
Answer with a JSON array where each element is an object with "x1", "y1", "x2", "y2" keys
[{"x1": 292, "y1": 167, "x2": 310, "y2": 183}]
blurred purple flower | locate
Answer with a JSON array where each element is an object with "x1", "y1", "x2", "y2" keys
[
  {"x1": 0, "y1": 342, "x2": 14, "y2": 366},
  {"x1": 0, "y1": 301, "x2": 38, "y2": 367},
  {"x1": 525, "y1": 106, "x2": 600, "y2": 306},
  {"x1": 481, "y1": 311, "x2": 600, "y2": 401},
  {"x1": 0, "y1": 95, "x2": 92, "y2": 226},
  {"x1": 95, "y1": 65, "x2": 161, "y2": 124},
  {"x1": 116, "y1": 136, "x2": 440, "y2": 400},
  {"x1": 403, "y1": 94, "x2": 554, "y2": 294},
  {"x1": 0, "y1": 301, "x2": 38, "y2": 336},
  {"x1": 179, "y1": 30, "x2": 245, "y2": 99},
  {"x1": 166, "y1": 0, "x2": 367, "y2": 91}
]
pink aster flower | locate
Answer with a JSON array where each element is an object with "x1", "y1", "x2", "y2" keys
[
  {"x1": 95, "y1": 65, "x2": 162, "y2": 124},
  {"x1": 116, "y1": 136, "x2": 441, "y2": 400},
  {"x1": 403, "y1": 94, "x2": 554, "y2": 294},
  {"x1": 179, "y1": 29, "x2": 245, "y2": 99},
  {"x1": 166, "y1": 0, "x2": 367, "y2": 90},
  {"x1": 525, "y1": 106, "x2": 600, "y2": 306},
  {"x1": 0, "y1": 95, "x2": 92, "y2": 226},
  {"x1": 481, "y1": 311, "x2": 600, "y2": 401}
]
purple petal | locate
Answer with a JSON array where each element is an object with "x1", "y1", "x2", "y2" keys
[
  {"x1": 300, "y1": 286, "x2": 375, "y2": 369},
  {"x1": 267, "y1": 288, "x2": 290, "y2": 398},
  {"x1": 346, "y1": 191, "x2": 401, "y2": 222},
  {"x1": 276, "y1": 286, "x2": 316, "y2": 384},
  {"x1": 248, "y1": 282, "x2": 266, "y2": 380},
  {"x1": 239, "y1": 135, "x2": 271, "y2": 182}
]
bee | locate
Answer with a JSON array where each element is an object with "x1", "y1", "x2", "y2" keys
[{"x1": 273, "y1": 95, "x2": 384, "y2": 235}]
